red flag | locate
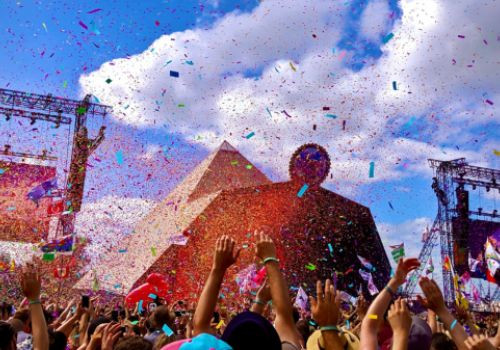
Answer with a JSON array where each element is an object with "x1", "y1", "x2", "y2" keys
[
  {"x1": 444, "y1": 255, "x2": 452, "y2": 271},
  {"x1": 486, "y1": 269, "x2": 496, "y2": 283},
  {"x1": 48, "y1": 200, "x2": 64, "y2": 216}
]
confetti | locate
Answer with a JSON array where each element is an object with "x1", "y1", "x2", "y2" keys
[
  {"x1": 325, "y1": 114, "x2": 337, "y2": 119},
  {"x1": 245, "y1": 164, "x2": 253, "y2": 169},
  {"x1": 388, "y1": 202, "x2": 394, "y2": 210},
  {"x1": 42, "y1": 253, "x2": 55, "y2": 261},
  {"x1": 485, "y1": 99, "x2": 494, "y2": 105},
  {"x1": 216, "y1": 320, "x2": 225, "y2": 329},
  {"x1": 493, "y1": 150, "x2": 500, "y2": 156},
  {"x1": 369, "y1": 161, "x2": 375, "y2": 178},
  {"x1": 457, "y1": 35, "x2": 465, "y2": 39},
  {"x1": 297, "y1": 184, "x2": 309, "y2": 198},
  {"x1": 78, "y1": 21, "x2": 88, "y2": 30},
  {"x1": 368, "y1": 314, "x2": 378, "y2": 319},
  {"x1": 170, "y1": 70, "x2": 179, "y2": 78},
  {"x1": 138, "y1": 300, "x2": 143, "y2": 313},
  {"x1": 42, "y1": 22, "x2": 48, "y2": 32},
  {"x1": 245, "y1": 132, "x2": 255, "y2": 139},
  {"x1": 382, "y1": 33, "x2": 394, "y2": 43},
  {"x1": 162, "y1": 324, "x2": 174, "y2": 336},
  {"x1": 289, "y1": 62, "x2": 296, "y2": 71},
  {"x1": 148, "y1": 293, "x2": 157, "y2": 299},
  {"x1": 392, "y1": 81, "x2": 397, "y2": 90},
  {"x1": 266, "y1": 107, "x2": 272, "y2": 117},
  {"x1": 87, "y1": 8, "x2": 102, "y2": 14},
  {"x1": 105, "y1": 78, "x2": 112, "y2": 84},
  {"x1": 116, "y1": 150, "x2": 124, "y2": 165},
  {"x1": 305, "y1": 263, "x2": 316, "y2": 271}
]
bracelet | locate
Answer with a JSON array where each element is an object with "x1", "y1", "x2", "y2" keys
[
  {"x1": 385, "y1": 286, "x2": 396, "y2": 297},
  {"x1": 320, "y1": 325, "x2": 340, "y2": 332},
  {"x1": 450, "y1": 319, "x2": 458, "y2": 331},
  {"x1": 29, "y1": 299, "x2": 41, "y2": 305},
  {"x1": 253, "y1": 299, "x2": 265, "y2": 306},
  {"x1": 262, "y1": 257, "x2": 279, "y2": 264}
]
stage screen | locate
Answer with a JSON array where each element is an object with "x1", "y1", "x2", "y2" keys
[
  {"x1": 0, "y1": 161, "x2": 56, "y2": 243},
  {"x1": 454, "y1": 218, "x2": 500, "y2": 283}
]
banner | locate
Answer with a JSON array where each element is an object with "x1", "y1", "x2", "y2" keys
[{"x1": 0, "y1": 161, "x2": 56, "y2": 243}]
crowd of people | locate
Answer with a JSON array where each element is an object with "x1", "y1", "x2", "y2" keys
[{"x1": 0, "y1": 231, "x2": 499, "y2": 350}]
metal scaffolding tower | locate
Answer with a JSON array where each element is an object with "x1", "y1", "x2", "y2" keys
[
  {"x1": 0, "y1": 88, "x2": 112, "y2": 237},
  {"x1": 404, "y1": 158, "x2": 499, "y2": 307}
]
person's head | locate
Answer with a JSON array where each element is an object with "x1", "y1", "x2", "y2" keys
[
  {"x1": 150, "y1": 305, "x2": 174, "y2": 330},
  {"x1": 0, "y1": 321, "x2": 16, "y2": 350},
  {"x1": 87, "y1": 316, "x2": 111, "y2": 339},
  {"x1": 430, "y1": 333, "x2": 457, "y2": 350},
  {"x1": 48, "y1": 330, "x2": 67, "y2": 350},
  {"x1": 296, "y1": 319, "x2": 312, "y2": 345},
  {"x1": 407, "y1": 316, "x2": 432, "y2": 350},
  {"x1": 221, "y1": 311, "x2": 281, "y2": 350},
  {"x1": 115, "y1": 336, "x2": 153, "y2": 350},
  {"x1": 153, "y1": 333, "x2": 175, "y2": 350},
  {"x1": 13, "y1": 309, "x2": 31, "y2": 333}
]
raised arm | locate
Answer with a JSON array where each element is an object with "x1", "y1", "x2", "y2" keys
[
  {"x1": 417, "y1": 277, "x2": 469, "y2": 350},
  {"x1": 193, "y1": 235, "x2": 240, "y2": 336},
  {"x1": 360, "y1": 257, "x2": 420, "y2": 350},
  {"x1": 20, "y1": 264, "x2": 49, "y2": 350},
  {"x1": 309, "y1": 280, "x2": 344, "y2": 350},
  {"x1": 251, "y1": 279, "x2": 271, "y2": 315},
  {"x1": 387, "y1": 298, "x2": 412, "y2": 350},
  {"x1": 255, "y1": 231, "x2": 302, "y2": 347}
]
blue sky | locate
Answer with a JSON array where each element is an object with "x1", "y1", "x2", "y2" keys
[{"x1": 1, "y1": 0, "x2": 499, "y2": 274}]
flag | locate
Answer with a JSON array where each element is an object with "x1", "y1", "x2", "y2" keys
[
  {"x1": 294, "y1": 287, "x2": 308, "y2": 311},
  {"x1": 27, "y1": 178, "x2": 58, "y2": 204},
  {"x1": 443, "y1": 255, "x2": 452, "y2": 272},
  {"x1": 47, "y1": 199, "x2": 64, "y2": 216},
  {"x1": 389, "y1": 243, "x2": 405, "y2": 263},
  {"x1": 357, "y1": 255, "x2": 374, "y2": 271},
  {"x1": 485, "y1": 239, "x2": 499, "y2": 278},
  {"x1": 468, "y1": 253, "x2": 480, "y2": 273},
  {"x1": 359, "y1": 269, "x2": 379, "y2": 295},
  {"x1": 426, "y1": 257, "x2": 435, "y2": 275},
  {"x1": 471, "y1": 283, "x2": 481, "y2": 303},
  {"x1": 421, "y1": 226, "x2": 430, "y2": 243}
]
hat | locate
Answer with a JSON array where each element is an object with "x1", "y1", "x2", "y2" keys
[
  {"x1": 221, "y1": 311, "x2": 281, "y2": 350},
  {"x1": 408, "y1": 316, "x2": 432, "y2": 350},
  {"x1": 161, "y1": 333, "x2": 232, "y2": 350},
  {"x1": 306, "y1": 329, "x2": 360, "y2": 350}
]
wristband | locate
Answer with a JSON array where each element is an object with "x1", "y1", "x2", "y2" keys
[
  {"x1": 253, "y1": 299, "x2": 265, "y2": 306},
  {"x1": 29, "y1": 299, "x2": 41, "y2": 305},
  {"x1": 320, "y1": 325, "x2": 340, "y2": 332},
  {"x1": 450, "y1": 319, "x2": 458, "y2": 331},
  {"x1": 262, "y1": 257, "x2": 279, "y2": 264},
  {"x1": 384, "y1": 286, "x2": 396, "y2": 297}
]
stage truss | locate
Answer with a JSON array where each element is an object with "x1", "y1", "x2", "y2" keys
[
  {"x1": 404, "y1": 158, "x2": 500, "y2": 309},
  {"x1": 0, "y1": 88, "x2": 112, "y2": 238}
]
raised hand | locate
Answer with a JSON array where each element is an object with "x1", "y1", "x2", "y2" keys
[
  {"x1": 309, "y1": 279, "x2": 341, "y2": 327},
  {"x1": 387, "y1": 298, "x2": 412, "y2": 335},
  {"x1": 417, "y1": 277, "x2": 446, "y2": 313},
  {"x1": 464, "y1": 334, "x2": 496, "y2": 350},
  {"x1": 256, "y1": 279, "x2": 271, "y2": 303},
  {"x1": 101, "y1": 323, "x2": 122, "y2": 350},
  {"x1": 255, "y1": 230, "x2": 277, "y2": 261},
  {"x1": 20, "y1": 264, "x2": 41, "y2": 301},
  {"x1": 393, "y1": 258, "x2": 420, "y2": 285},
  {"x1": 212, "y1": 235, "x2": 240, "y2": 272}
]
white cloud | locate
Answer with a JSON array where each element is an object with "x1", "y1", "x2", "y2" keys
[{"x1": 79, "y1": 0, "x2": 498, "y2": 190}]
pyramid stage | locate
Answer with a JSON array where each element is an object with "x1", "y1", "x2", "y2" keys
[{"x1": 75, "y1": 142, "x2": 391, "y2": 300}]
